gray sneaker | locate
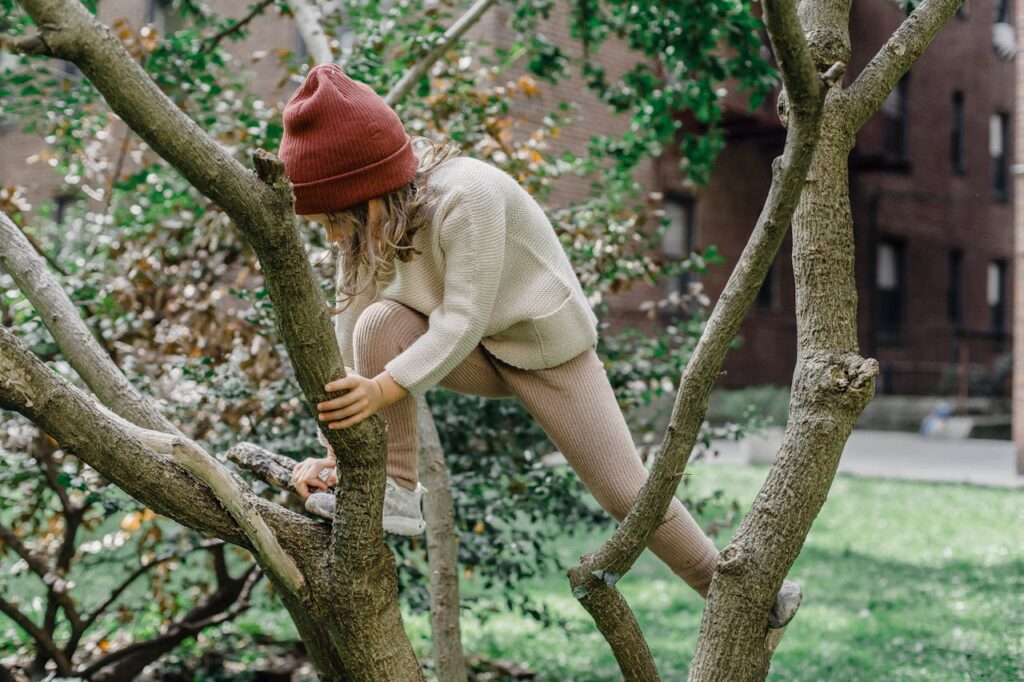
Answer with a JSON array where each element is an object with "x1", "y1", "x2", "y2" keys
[
  {"x1": 768, "y1": 578, "x2": 802, "y2": 629},
  {"x1": 304, "y1": 476, "x2": 428, "y2": 537}
]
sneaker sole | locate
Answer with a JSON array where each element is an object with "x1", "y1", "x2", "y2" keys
[
  {"x1": 768, "y1": 586, "x2": 802, "y2": 630},
  {"x1": 384, "y1": 516, "x2": 426, "y2": 537}
]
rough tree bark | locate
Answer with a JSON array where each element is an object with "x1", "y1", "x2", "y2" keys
[
  {"x1": 7, "y1": 0, "x2": 424, "y2": 677},
  {"x1": 688, "y1": 0, "x2": 963, "y2": 679},
  {"x1": 284, "y1": 2, "x2": 491, "y2": 673},
  {"x1": 563, "y1": 0, "x2": 964, "y2": 679},
  {"x1": 566, "y1": 0, "x2": 835, "y2": 676}
]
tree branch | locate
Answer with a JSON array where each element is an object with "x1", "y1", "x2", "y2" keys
[
  {"x1": 226, "y1": 441, "x2": 299, "y2": 492},
  {"x1": 80, "y1": 565, "x2": 262, "y2": 679},
  {"x1": 0, "y1": 211, "x2": 181, "y2": 435},
  {"x1": 842, "y1": 0, "x2": 963, "y2": 133},
  {"x1": 92, "y1": 402, "x2": 305, "y2": 594},
  {"x1": 288, "y1": 0, "x2": 332, "y2": 63},
  {"x1": 0, "y1": 521, "x2": 83, "y2": 639},
  {"x1": 202, "y1": 0, "x2": 276, "y2": 54},
  {"x1": 415, "y1": 395, "x2": 468, "y2": 682},
  {"x1": 0, "y1": 31, "x2": 51, "y2": 55},
  {"x1": 565, "y1": 0, "x2": 833, "y2": 675},
  {"x1": 78, "y1": 540, "x2": 224, "y2": 636},
  {"x1": 0, "y1": 596, "x2": 73, "y2": 676},
  {"x1": 382, "y1": 0, "x2": 498, "y2": 107},
  {"x1": 11, "y1": 0, "x2": 423, "y2": 673},
  {"x1": 0, "y1": 208, "x2": 304, "y2": 594},
  {"x1": 0, "y1": 324, "x2": 325, "y2": 563}
]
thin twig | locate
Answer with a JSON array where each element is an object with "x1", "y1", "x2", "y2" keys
[{"x1": 202, "y1": 0, "x2": 276, "y2": 53}]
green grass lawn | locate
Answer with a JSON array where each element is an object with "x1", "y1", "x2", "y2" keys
[
  {"x1": 402, "y1": 463, "x2": 1024, "y2": 681},
  {"x1": 6, "y1": 462, "x2": 1018, "y2": 680}
]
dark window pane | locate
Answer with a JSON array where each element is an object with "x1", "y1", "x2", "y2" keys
[
  {"x1": 875, "y1": 239, "x2": 905, "y2": 338},
  {"x1": 991, "y1": 112, "x2": 1009, "y2": 199},
  {"x1": 951, "y1": 90, "x2": 965, "y2": 174}
]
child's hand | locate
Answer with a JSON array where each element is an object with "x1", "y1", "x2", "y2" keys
[
  {"x1": 317, "y1": 366, "x2": 386, "y2": 431},
  {"x1": 291, "y1": 457, "x2": 337, "y2": 499}
]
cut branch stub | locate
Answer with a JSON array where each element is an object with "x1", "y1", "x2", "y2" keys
[
  {"x1": 253, "y1": 148, "x2": 291, "y2": 190},
  {"x1": 226, "y1": 441, "x2": 299, "y2": 492}
]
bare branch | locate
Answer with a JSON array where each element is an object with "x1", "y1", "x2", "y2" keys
[
  {"x1": 762, "y1": 0, "x2": 822, "y2": 119},
  {"x1": 0, "y1": 211, "x2": 181, "y2": 435},
  {"x1": 79, "y1": 540, "x2": 224, "y2": 635},
  {"x1": 0, "y1": 596, "x2": 73, "y2": 676},
  {"x1": 383, "y1": 0, "x2": 498, "y2": 107},
  {"x1": 0, "y1": 209, "x2": 304, "y2": 589},
  {"x1": 93, "y1": 402, "x2": 305, "y2": 594},
  {"x1": 226, "y1": 441, "x2": 299, "y2": 491},
  {"x1": 0, "y1": 492, "x2": 85, "y2": 639},
  {"x1": 565, "y1": 0, "x2": 834, "y2": 674},
  {"x1": 842, "y1": 0, "x2": 964, "y2": 133},
  {"x1": 202, "y1": 0, "x2": 276, "y2": 54},
  {"x1": 0, "y1": 31, "x2": 51, "y2": 55},
  {"x1": 0, "y1": 324, "x2": 326, "y2": 560},
  {"x1": 79, "y1": 566, "x2": 262, "y2": 679}
]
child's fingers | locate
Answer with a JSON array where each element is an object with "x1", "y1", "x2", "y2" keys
[
  {"x1": 324, "y1": 375, "x2": 358, "y2": 392},
  {"x1": 319, "y1": 400, "x2": 367, "y2": 423},
  {"x1": 317, "y1": 390, "x2": 362, "y2": 412},
  {"x1": 329, "y1": 410, "x2": 368, "y2": 430}
]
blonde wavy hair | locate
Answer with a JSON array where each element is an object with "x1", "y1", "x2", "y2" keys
[{"x1": 325, "y1": 135, "x2": 464, "y2": 316}]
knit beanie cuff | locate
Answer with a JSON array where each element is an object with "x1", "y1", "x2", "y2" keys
[{"x1": 291, "y1": 136, "x2": 419, "y2": 215}]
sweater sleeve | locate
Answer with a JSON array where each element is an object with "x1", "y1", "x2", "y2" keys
[{"x1": 383, "y1": 179, "x2": 507, "y2": 397}]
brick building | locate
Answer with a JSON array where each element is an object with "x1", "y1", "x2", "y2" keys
[
  {"x1": 1013, "y1": 0, "x2": 1023, "y2": 474},
  {"x1": 664, "y1": 0, "x2": 1016, "y2": 395},
  {"x1": 1, "y1": 0, "x2": 1016, "y2": 399}
]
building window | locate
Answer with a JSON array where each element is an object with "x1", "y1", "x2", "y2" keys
[
  {"x1": 659, "y1": 196, "x2": 696, "y2": 315},
  {"x1": 146, "y1": 0, "x2": 184, "y2": 36},
  {"x1": 951, "y1": 90, "x2": 966, "y2": 174},
  {"x1": 948, "y1": 249, "x2": 963, "y2": 327},
  {"x1": 994, "y1": 0, "x2": 1010, "y2": 23},
  {"x1": 875, "y1": 239, "x2": 905, "y2": 340},
  {"x1": 990, "y1": 112, "x2": 1009, "y2": 200},
  {"x1": 987, "y1": 259, "x2": 1006, "y2": 333},
  {"x1": 881, "y1": 74, "x2": 909, "y2": 159}
]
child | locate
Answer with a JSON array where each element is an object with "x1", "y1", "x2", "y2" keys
[{"x1": 277, "y1": 63, "x2": 801, "y2": 625}]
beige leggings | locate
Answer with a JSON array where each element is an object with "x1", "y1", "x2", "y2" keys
[{"x1": 352, "y1": 299, "x2": 720, "y2": 597}]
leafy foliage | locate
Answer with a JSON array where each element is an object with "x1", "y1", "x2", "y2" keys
[{"x1": 0, "y1": 0, "x2": 776, "y2": 675}]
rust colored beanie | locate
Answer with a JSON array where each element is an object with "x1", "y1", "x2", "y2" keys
[{"x1": 278, "y1": 63, "x2": 418, "y2": 215}]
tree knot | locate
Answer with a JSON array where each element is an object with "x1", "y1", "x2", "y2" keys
[{"x1": 716, "y1": 544, "x2": 748, "y2": 574}]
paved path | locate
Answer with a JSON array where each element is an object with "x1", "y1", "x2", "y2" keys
[{"x1": 703, "y1": 429, "x2": 1024, "y2": 488}]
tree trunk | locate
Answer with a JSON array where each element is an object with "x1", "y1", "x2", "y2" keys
[
  {"x1": 688, "y1": 0, "x2": 963, "y2": 678},
  {"x1": 415, "y1": 396, "x2": 469, "y2": 682}
]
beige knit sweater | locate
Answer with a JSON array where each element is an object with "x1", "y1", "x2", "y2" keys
[{"x1": 332, "y1": 149, "x2": 599, "y2": 398}]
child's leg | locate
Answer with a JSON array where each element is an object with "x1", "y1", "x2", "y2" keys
[
  {"x1": 352, "y1": 300, "x2": 514, "y2": 489},
  {"x1": 488, "y1": 344, "x2": 720, "y2": 597}
]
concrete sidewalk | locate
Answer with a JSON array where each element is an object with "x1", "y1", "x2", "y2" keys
[{"x1": 703, "y1": 429, "x2": 1024, "y2": 488}]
